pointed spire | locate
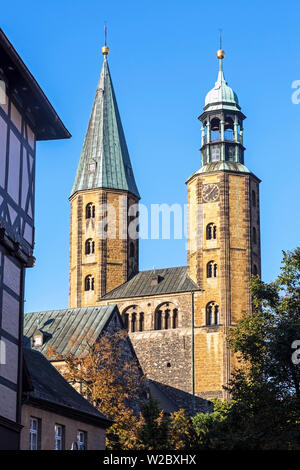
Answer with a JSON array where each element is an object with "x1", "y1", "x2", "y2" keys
[{"x1": 71, "y1": 42, "x2": 139, "y2": 198}]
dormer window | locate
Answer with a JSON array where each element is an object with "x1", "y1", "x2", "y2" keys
[
  {"x1": 34, "y1": 336, "x2": 42, "y2": 346},
  {"x1": 32, "y1": 330, "x2": 44, "y2": 347},
  {"x1": 151, "y1": 275, "x2": 163, "y2": 286},
  {"x1": 88, "y1": 161, "x2": 96, "y2": 173}
]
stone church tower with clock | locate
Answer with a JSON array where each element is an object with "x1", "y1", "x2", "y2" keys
[{"x1": 68, "y1": 44, "x2": 261, "y2": 410}]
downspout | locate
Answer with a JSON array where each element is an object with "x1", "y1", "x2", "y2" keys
[{"x1": 191, "y1": 291, "x2": 195, "y2": 415}]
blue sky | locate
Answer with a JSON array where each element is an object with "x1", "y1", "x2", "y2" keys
[{"x1": 3, "y1": 0, "x2": 298, "y2": 313}]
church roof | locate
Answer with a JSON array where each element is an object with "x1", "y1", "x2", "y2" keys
[
  {"x1": 23, "y1": 347, "x2": 111, "y2": 427},
  {"x1": 23, "y1": 305, "x2": 119, "y2": 360},
  {"x1": 70, "y1": 55, "x2": 139, "y2": 198},
  {"x1": 100, "y1": 266, "x2": 199, "y2": 300}
]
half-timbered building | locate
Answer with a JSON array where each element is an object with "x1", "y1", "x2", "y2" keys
[{"x1": 0, "y1": 29, "x2": 70, "y2": 449}]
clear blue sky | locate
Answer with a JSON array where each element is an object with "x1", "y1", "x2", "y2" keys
[{"x1": 3, "y1": 0, "x2": 298, "y2": 313}]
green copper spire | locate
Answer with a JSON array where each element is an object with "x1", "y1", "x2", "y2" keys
[
  {"x1": 71, "y1": 51, "x2": 139, "y2": 198},
  {"x1": 204, "y1": 50, "x2": 239, "y2": 111}
]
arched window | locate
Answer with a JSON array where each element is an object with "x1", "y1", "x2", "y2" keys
[
  {"x1": 207, "y1": 261, "x2": 212, "y2": 278},
  {"x1": 139, "y1": 313, "x2": 144, "y2": 332},
  {"x1": 164, "y1": 310, "x2": 170, "y2": 330},
  {"x1": 206, "y1": 223, "x2": 217, "y2": 240},
  {"x1": 84, "y1": 275, "x2": 94, "y2": 291},
  {"x1": 86, "y1": 203, "x2": 95, "y2": 219},
  {"x1": 85, "y1": 238, "x2": 95, "y2": 255},
  {"x1": 131, "y1": 313, "x2": 136, "y2": 332},
  {"x1": 129, "y1": 242, "x2": 136, "y2": 272},
  {"x1": 206, "y1": 302, "x2": 219, "y2": 326},
  {"x1": 210, "y1": 118, "x2": 220, "y2": 141},
  {"x1": 214, "y1": 305, "x2": 219, "y2": 325},
  {"x1": 253, "y1": 227, "x2": 257, "y2": 244},
  {"x1": 224, "y1": 116, "x2": 234, "y2": 140},
  {"x1": 122, "y1": 306, "x2": 145, "y2": 333},
  {"x1": 207, "y1": 261, "x2": 218, "y2": 278},
  {"x1": 224, "y1": 116, "x2": 234, "y2": 129},
  {"x1": 214, "y1": 263, "x2": 218, "y2": 277},
  {"x1": 252, "y1": 190, "x2": 256, "y2": 207},
  {"x1": 172, "y1": 309, "x2": 178, "y2": 329},
  {"x1": 122, "y1": 313, "x2": 129, "y2": 331},
  {"x1": 155, "y1": 310, "x2": 162, "y2": 330},
  {"x1": 206, "y1": 303, "x2": 213, "y2": 325},
  {"x1": 155, "y1": 303, "x2": 178, "y2": 330}
]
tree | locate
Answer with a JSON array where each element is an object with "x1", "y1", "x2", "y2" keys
[
  {"x1": 223, "y1": 248, "x2": 300, "y2": 449},
  {"x1": 48, "y1": 329, "x2": 146, "y2": 450},
  {"x1": 138, "y1": 398, "x2": 170, "y2": 450},
  {"x1": 169, "y1": 408, "x2": 197, "y2": 450},
  {"x1": 138, "y1": 399, "x2": 198, "y2": 450},
  {"x1": 192, "y1": 399, "x2": 232, "y2": 449},
  {"x1": 190, "y1": 248, "x2": 300, "y2": 450}
]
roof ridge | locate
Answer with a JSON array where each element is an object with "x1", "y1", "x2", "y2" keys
[
  {"x1": 101, "y1": 266, "x2": 200, "y2": 300},
  {"x1": 25, "y1": 305, "x2": 112, "y2": 317}
]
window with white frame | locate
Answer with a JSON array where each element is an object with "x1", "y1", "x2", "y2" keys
[
  {"x1": 30, "y1": 417, "x2": 39, "y2": 450},
  {"x1": 77, "y1": 430, "x2": 87, "y2": 450},
  {"x1": 55, "y1": 424, "x2": 64, "y2": 450}
]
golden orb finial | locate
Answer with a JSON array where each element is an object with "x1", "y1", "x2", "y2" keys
[
  {"x1": 102, "y1": 45, "x2": 110, "y2": 56},
  {"x1": 216, "y1": 49, "x2": 225, "y2": 59}
]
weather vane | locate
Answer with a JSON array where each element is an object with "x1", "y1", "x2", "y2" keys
[
  {"x1": 217, "y1": 28, "x2": 225, "y2": 59},
  {"x1": 102, "y1": 22, "x2": 110, "y2": 56}
]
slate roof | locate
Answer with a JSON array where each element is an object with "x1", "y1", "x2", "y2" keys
[
  {"x1": 71, "y1": 56, "x2": 139, "y2": 198},
  {"x1": 101, "y1": 266, "x2": 199, "y2": 300},
  {"x1": 23, "y1": 347, "x2": 111, "y2": 426},
  {"x1": 23, "y1": 305, "x2": 118, "y2": 360}
]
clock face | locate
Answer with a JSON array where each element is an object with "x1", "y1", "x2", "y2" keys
[{"x1": 202, "y1": 184, "x2": 220, "y2": 203}]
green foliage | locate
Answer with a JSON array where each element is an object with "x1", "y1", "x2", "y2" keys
[
  {"x1": 192, "y1": 399, "x2": 232, "y2": 448},
  {"x1": 138, "y1": 398, "x2": 170, "y2": 450},
  {"x1": 138, "y1": 400, "x2": 197, "y2": 450},
  {"x1": 187, "y1": 248, "x2": 300, "y2": 450},
  {"x1": 223, "y1": 248, "x2": 300, "y2": 449},
  {"x1": 62, "y1": 248, "x2": 300, "y2": 450},
  {"x1": 169, "y1": 409, "x2": 198, "y2": 450}
]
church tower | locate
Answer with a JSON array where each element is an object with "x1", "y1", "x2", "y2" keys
[
  {"x1": 69, "y1": 43, "x2": 140, "y2": 308},
  {"x1": 187, "y1": 49, "x2": 261, "y2": 399}
]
